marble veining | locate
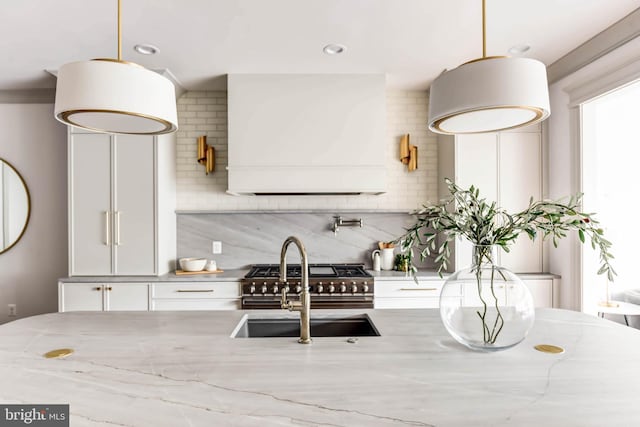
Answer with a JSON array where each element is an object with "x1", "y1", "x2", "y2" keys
[
  {"x1": 1, "y1": 309, "x2": 640, "y2": 426},
  {"x1": 177, "y1": 212, "x2": 435, "y2": 269}
]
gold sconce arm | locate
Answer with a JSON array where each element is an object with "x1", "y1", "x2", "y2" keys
[
  {"x1": 399, "y1": 134, "x2": 418, "y2": 172},
  {"x1": 197, "y1": 135, "x2": 215, "y2": 175}
]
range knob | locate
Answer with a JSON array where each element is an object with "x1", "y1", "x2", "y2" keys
[
  {"x1": 249, "y1": 285, "x2": 256, "y2": 294},
  {"x1": 284, "y1": 285, "x2": 290, "y2": 293},
  {"x1": 351, "y1": 284, "x2": 358, "y2": 293},
  {"x1": 339, "y1": 284, "x2": 347, "y2": 293},
  {"x1": 328, "y1": 284, "x2": 335, "y2": 293},
  {"x1": 272, "y1": 285, "x2": 279, "y2": 294},
  {"x1": 362, "y1": 284, "x2": 369, "y2": 292},
  {"x1": 295, "y1": 285, "x2": 302, "y2": 293},
  {"x1": 261, "y1": 285, "x2": 268, "y2": 294},
  {"x1": 317, "y1": 284, "x2": 324, "y2": 293}
]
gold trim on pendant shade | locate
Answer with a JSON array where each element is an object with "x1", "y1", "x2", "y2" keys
[
  {"x1": 92, "y1": 58, "x2": 145, "y2": 68},
  {"x1": 461, "y1": 55, "x2": 509, "y2": 66},
  {"x1": 58, "y1": 109, "x2": 175, "y2": 135},
  {"x1": 431, "y1": 105, "x2": 545, "y2": 135}
]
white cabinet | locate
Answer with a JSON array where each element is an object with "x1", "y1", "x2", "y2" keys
[
  {"x1": 58, "y1": 282, "x2": 150, "y2": 312},
  {"x1": 68, "y1": 128, "x2": 176, "y2": 276},
  {"x1": 523, "y1": 279, "x2": 554, "y2": 308},
  {"x1": 438, "y1": 124, "x2": 543, "y2": 272},
  {"x1": 150, "y1": 282, "x2": 241, "y2": 311},
  {"x1": 374, "y1": 276, "x2": 555, "y2": 309},
  {"x1": 374, "y1": 279, "x2": 462, "y2": 309}
]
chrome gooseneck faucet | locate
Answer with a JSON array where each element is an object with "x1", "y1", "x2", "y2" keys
[{"x1": 279, "y1": 236, "x2": 311, "y2": 344}]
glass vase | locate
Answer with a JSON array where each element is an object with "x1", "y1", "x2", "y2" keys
[{"x1": 439, "y1": 245, "x2": 535, "y2": 352}]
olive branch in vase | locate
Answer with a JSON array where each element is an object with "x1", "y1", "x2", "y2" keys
[{"x1": 395, "y1": 178, "x2": 616, "y2": 344}]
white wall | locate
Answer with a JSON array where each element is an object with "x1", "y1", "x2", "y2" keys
[
  {"x1": 0, "y1": 104, "x2": 67, "y2": 323},
  {"x1": 547, "y1": 36, "x2": 640, "y2": 310},
  {"x1": 176, "y1": 90, "x2": 438, "y2": 211}
]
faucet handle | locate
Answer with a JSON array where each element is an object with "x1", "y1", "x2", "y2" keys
[{"x1": 280, "y1": 287, "x2": 289, "y2": 309}]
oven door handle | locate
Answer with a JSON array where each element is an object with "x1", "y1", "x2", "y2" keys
[{"x1": 242, "y1": 299, "x2": 285, "y2": 305}]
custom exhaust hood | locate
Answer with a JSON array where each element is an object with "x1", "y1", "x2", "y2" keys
[{"x1": 227, "y1": 74, "x2": 386, "y2": 195}]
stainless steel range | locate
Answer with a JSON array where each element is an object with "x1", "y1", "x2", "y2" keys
[{"x1": 241, "y1": 264, "x2": 374, "y2": 309}]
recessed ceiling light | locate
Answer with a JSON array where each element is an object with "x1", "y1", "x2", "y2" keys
[
  {"x1": 323, "y1": 44, "x2": 346, "y2": 55},
  {"x1": 508, "y1": 44, "x2": 531, "y2": 55},
  {"x1": 134, "y1": 44, "x2": 160, "y2": 55}
]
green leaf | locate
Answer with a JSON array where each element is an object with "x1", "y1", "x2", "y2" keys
[{"x1": 578, "y1": 229, "x2": 585, "y2": 243}]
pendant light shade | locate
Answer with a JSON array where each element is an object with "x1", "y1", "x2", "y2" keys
[
  {"x1": 428, "y1": 57, "x2": 550, "y2": 134},
  {"x1": 427, "y1": 0, "x2": 550, "y2": 135},
  {"x1": 54, "y1": 0, "x2": 178, "y2": 135},
  {"x1": 55, "y1": 60, "x2": 178, "y2": 134}
]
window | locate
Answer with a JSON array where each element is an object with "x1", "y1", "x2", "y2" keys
[{"x1": 581, "y1": 79, "x2": 640, "y2": 313}]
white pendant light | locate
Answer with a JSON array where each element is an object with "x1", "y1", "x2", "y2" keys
[
  {"x1": 54, "y1": 0, "x2": 178, "y2": 135},
  {"x1": 428, "y1": 0, "x2": 550, "y2": 135}
]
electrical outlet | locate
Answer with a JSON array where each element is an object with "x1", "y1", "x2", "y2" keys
[
  {"x1": 212, "y1": 241, "x2": 222, "y2": 254},
  {"x1": 8, "y1": 304, "x2": 16, "y2": 317}
]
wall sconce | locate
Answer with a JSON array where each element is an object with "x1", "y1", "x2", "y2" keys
[
  {"x1": 197, "y1": 135, "x2": 215, "y2": 175},
  {"x1": 399, "y1": 134, "x2": 417, "y2": 172}
]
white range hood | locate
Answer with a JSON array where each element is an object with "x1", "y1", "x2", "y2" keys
[{"x1": 227, "y1": 74, "x2": 386, "y2": 195}]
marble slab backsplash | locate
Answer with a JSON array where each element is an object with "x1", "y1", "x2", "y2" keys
[{"x1": 177, "y1": 212, "x2": 435, "y2": 270}]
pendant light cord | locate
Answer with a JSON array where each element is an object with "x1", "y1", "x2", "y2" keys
[
  {"x1": 117, "y1": 0, "x2": 122, "y2": 61},
  {"x1": 482, "y1": 0, "x2": 486, "y2": 58}
]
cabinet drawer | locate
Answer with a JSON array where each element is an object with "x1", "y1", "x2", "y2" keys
[
  {"x1": 151, "y1": 299, "x2": 240, "y2": 311},
  {"x1": 375, "y1": 296, "x2": 461, "y2": 309},
  {"x1": 152, "y1": 282, "x2": 240, "y2": 299},
  {"x1": 375, "y1": 280, "x2": 458, "y2": 298}
]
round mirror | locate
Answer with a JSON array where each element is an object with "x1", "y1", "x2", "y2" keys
[{"x1": 0, "y1": 158, "x2": 31, "y2": 254}]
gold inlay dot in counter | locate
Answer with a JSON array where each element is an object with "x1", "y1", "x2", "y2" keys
[
  {"x1": 44, "y1": 348, "x2": 74, "y2": 359},
  {"x1": 534, "y1": 344, "x2": 564, "y2": 354}
]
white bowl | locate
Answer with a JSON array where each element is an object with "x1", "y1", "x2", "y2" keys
[{"x1": 179, "y1": 257, "x2": 207, "y2": 272}]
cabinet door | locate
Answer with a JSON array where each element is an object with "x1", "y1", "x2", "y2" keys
[
  {"x1": 523, "y1": 279, "x2": 553, "y2": 308},
  {"x1": 59, "y1": 283, "x2": 104, "y2": 312},
  {"x1": 498, "y1": 133, "x2": 542, "y2": 272},
  {"x1": 69, "y1": 133, "x2": 112, "y2": 275},
  {"x1": 106, "y1": 283, "x2": 149, "y2": 311},
  {"x1": 455, "y1": 134, "x2": 498, "y2": 269},
  {"x1": 113, "y1": 135, "x2": 156, "y2": 275}
]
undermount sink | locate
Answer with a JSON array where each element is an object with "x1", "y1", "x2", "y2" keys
[{"x1": 231, "y1": 314, "x2": 380, "y2": 338}]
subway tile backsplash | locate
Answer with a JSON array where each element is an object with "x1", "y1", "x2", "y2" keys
[{"x1": 175, "y1": 90, "x2": 437, "y2": 211}]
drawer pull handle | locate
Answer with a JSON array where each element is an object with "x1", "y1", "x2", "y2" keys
[
  {"x1": 176, "y1": 289, "x2": 214, "y2": 293},
  {"x1": 104, "y1": 211, "x2": 110, "y2": 246},
  {"x1": 400, "y1": 288, "x2": 438, "y2": 291}
]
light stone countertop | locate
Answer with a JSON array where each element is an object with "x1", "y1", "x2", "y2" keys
[
  {"x1": 0, "y1": 308, "x2": 638, "y2": 426},
  {"x1": 59, "y1": 269, "x2": 251, "y2": 283},
  {"x1": 367, "y1": 270, "x2": 560, "y2": 280},
  {"x1": 59, "y1": 269, "x2": 558, "y2": 283}
]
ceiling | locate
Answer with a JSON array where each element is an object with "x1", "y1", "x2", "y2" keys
[{"x1": 1, "y1": 0, "x2": 639, "y2": 91}]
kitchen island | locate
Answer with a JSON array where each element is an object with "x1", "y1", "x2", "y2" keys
[{"x1": 1, "y1": 309, "x2": 639, "y2": 426}]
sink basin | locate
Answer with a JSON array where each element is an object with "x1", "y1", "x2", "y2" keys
[{"x1": 232, "y1": 314, "x2": 380, "y2": 338}]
